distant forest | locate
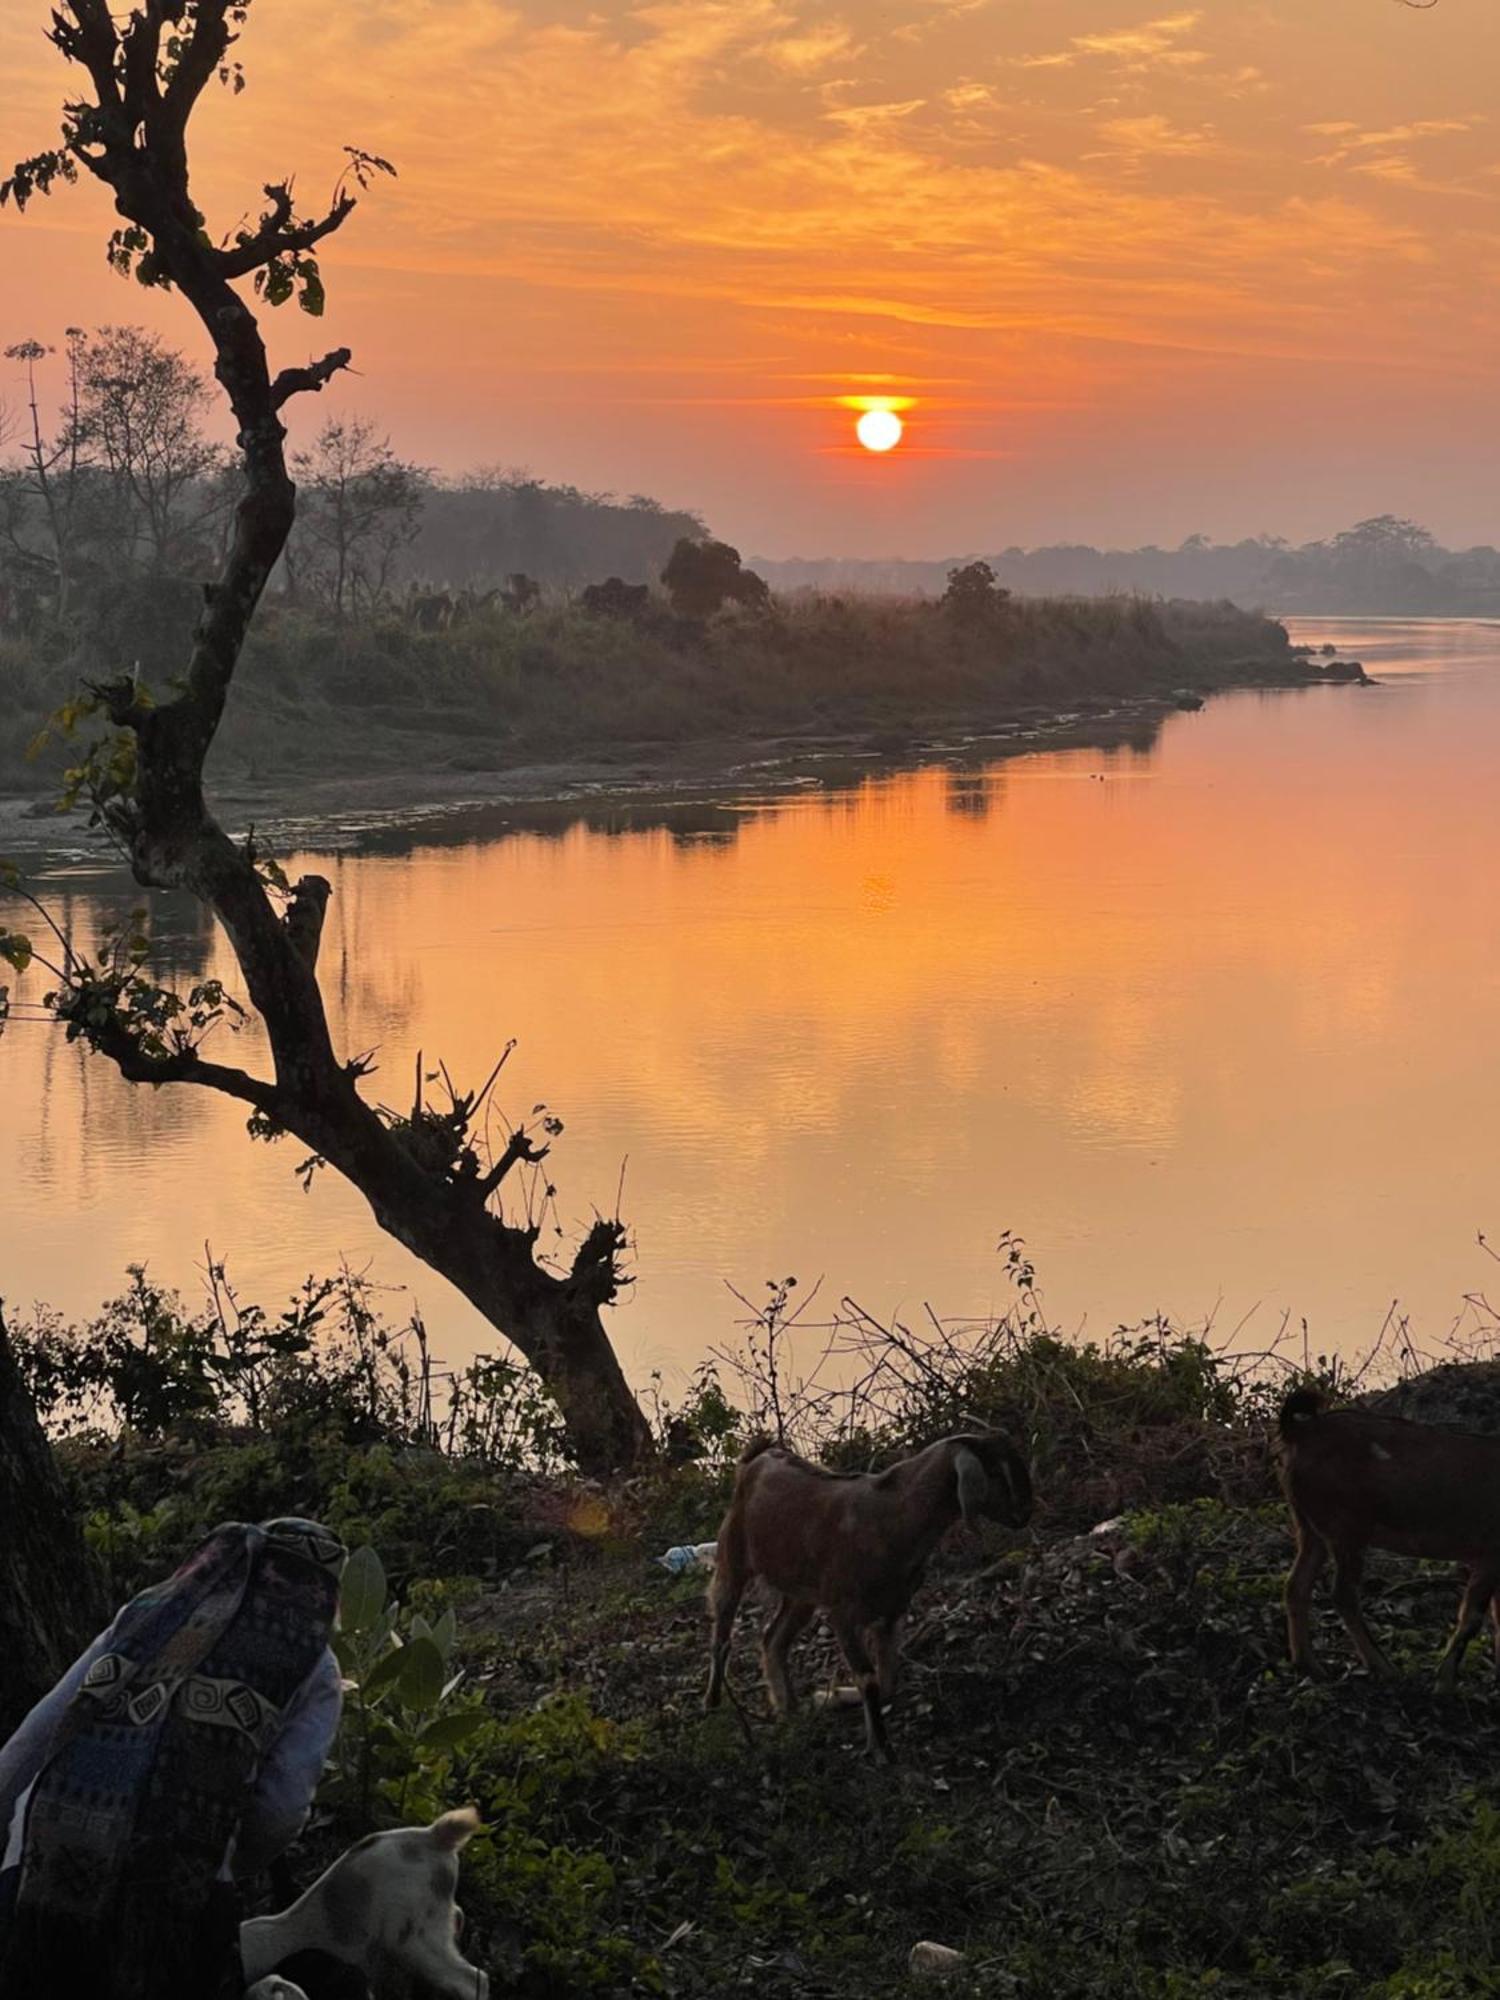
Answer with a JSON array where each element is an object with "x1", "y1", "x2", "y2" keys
[
  {"x1": 755, "y1": 517, "x2": 1500, "y2": 617},
  {"x1": 406, "y1": 479, "x2": 704, "y2": 591},
  {"x1": 0, "y1": 326, "x2": 704, "y2": 628}
]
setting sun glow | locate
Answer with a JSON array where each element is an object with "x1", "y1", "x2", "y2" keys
[{"x1": 855, "y1": 408, "x2": 904, "y2": 454}]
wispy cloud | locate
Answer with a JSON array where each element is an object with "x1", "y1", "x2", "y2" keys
[
  {"x1": 5, "y1": 0, "x2": 1500, "y2": 549},
  {"x1": 759, "y1": 18, "x2": 858, "y2": 72},
  {"x1": 1072, "y1": 11, "x2": 1203, "y2": 64},
  {"x1": 1011, "y1": 10, "x2": 1206, "y2": 75},
  {"x1": 1308, "y1": 115, "x2": 1475, "y2": 167},
  {"x1": 1094, "y1": 113, "x2": 1220, "y2": 159}
]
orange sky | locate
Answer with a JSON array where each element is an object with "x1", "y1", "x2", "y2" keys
[{"x1": 3, "y1": 1, "x2": 1498, "y2": 556}]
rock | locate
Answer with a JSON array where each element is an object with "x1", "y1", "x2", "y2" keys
[
  {"x1": 1309, "y1": 659, "x2": 1371, "y2": 684},
  {"x1": 909, "y1": 1940, "x2": 968, "y2": 1979}
]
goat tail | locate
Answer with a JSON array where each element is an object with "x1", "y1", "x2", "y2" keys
[
  {"x1": 739, "y1": 1433, "x2": 777, "y2": 1466},
  {"x1": 1279, "y1": 1386, "x2": 1327, "y2": 1439}
]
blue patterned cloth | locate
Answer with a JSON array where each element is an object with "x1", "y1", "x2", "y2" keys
[{"x1": 0, "y1": 1520, "x2": 344, "y2": 1998}]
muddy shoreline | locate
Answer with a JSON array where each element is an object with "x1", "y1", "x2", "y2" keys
[{"x1": 0, "y1": 670, "x2": 1365, "y2": 866}]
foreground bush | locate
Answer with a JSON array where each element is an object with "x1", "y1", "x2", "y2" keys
[{"x1": 24, "y1": 1252, "x2": 1500, "y2": 1993}]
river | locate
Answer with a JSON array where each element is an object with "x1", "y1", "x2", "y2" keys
[{"x1": 3, "y1": 617, "x2": 1498, "y2": 1390}]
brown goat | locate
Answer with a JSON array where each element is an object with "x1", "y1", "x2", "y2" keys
[
  {"x1": 1279, "y1": 1386, "x2": 1500, "y2": 1687},
  {"x1": 705, "y1": 1432, "x2": 1033, "y2": 1761}
]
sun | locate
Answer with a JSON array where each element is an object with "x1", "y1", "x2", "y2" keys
[{"x1": 855, "y1": 408, "x2": 904, "y2": 453}]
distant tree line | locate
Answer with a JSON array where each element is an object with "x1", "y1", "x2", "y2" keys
[
  {"x1": 0, "y1": 326, "x2": 708, "y2": 652},
  {"x1": 410, "y1": 476, "x2": 705, "y2": 593},
  {"x1": 756, "y1": 517, "x2": 1500, "y2": 616},
  {"x1": 10, "y1": 332, "x2": 1484, "y2": 633}
]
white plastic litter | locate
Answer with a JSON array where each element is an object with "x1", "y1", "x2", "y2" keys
[{"x1": 654, "y1": 1542, "x2": 719, "y2": 1575}]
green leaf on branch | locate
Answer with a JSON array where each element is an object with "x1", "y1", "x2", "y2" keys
[
  {"x1": 397, "y1": 1635, "x2": 447, "y2": 1712},
  {"x1": 1, "y1": 150, "x2": 77, "y2": 211},
  {"x1": 340, "y1": 1544, "x2": 387, "y2": 1633},
  {"x1": 297, "y1": 262, "x2": 326, "y2": 317},
  {"x1": 0, "y1": 933, "x2": 33, "y2": 974},
  {"x1": 362, "y1": 1645, "x2": 410, "y2": 1701},
  {"x1": 415, "y1": 1711, "x2": 487, "y2": 1754}
]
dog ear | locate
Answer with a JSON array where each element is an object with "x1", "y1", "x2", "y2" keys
[
  {"x1": 429, "y1": 1806, "x2": 483, "y2": 1851},
  {"x1": 953, "y1": 1443, "x2": 989, "y2": 1527}
]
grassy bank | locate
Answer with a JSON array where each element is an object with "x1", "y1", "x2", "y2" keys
[
  {"x1": 1, "y1": 591, "x2": 1334, "y2": 800},
  {"x1": 15, "y1": 1267, "x2": 1500, "y2": 1997}
]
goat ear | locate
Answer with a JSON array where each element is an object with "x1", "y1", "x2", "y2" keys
[
  {"x1": 954, "y1": 1444, "x2": 989, "y2": 1527},
  {"x1": 429, "y1": 1807, "x2": 483, "y2": 1851}
]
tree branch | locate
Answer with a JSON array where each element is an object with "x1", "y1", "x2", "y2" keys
[
  {"x1": 119, "y1": 7, "x2": 164, "y2": 120},
  {"x1": 49, "y1": 2, "x2": 121, "y2": 113},
  {"x1": 569, "y1": 1218, "x2": 629, "y2": 1307},
  {"x1": 80, "y1": 1012, "x2": 280, "y2": 1113},
  {"x1": 283, "y1": 874, "x2": 331, "y2": 972},
  {"x1": 474, "y1": 1130, "x2": 550, "y2": 1203},
  {"x1": 271, "y1": 347, "x2": 352, "y2": 411},
  {"x1": 160, "y1": 1, "x2": 235, "y2": 131},
  {"x1": 216, "y1": 188, "x2": 356, "y2": 281}
]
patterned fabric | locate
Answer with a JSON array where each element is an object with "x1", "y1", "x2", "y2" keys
[
  {"x1": 262, "y1": 1518, "x2": 349, "y2": 1581},
  {"x1": 0, "y1": 1519, "x2": 345, "y2": 1999}
]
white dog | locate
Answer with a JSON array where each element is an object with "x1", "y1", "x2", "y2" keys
[{"x1": 240, "y1": 1808, "x2": 489, "y2": 1999}]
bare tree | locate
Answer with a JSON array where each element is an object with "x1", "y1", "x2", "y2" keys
[
  {"x1": 1, "y1": 331, "x2": 91, "y2": 617},
  {"x1": 76, "y1": 323, "x2": 225, "y2": 573},
  {"x1": 0, "y1": 1, "x2": 651, "y2": 1472},
  {"x1": 291, "y1": 416, "x2": 425, "y2": 618}
]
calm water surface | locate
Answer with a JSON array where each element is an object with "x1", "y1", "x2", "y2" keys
[{"x1": 4, "y1": 617, "x2": 1499, "y2": 1386}]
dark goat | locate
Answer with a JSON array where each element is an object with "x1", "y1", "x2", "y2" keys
[
  {"x1": 705, "y1": 1432, "x2": 1033, "y2": 1760},
  {"x1": 1280, "y1": 1386, "x2": 1500, "y2": 1687}
]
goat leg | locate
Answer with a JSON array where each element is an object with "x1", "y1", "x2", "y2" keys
[
  {"x1": 1436, "y1": 1565, "x2": 1498, "y2": 1693},
  {"x1": 830, "y1": 1616, "x2": 895, "y2": 1764},
  {"x1": 870, "y1": 1615, "x2": 904, "y2": 1706},
  {"x1": 1330, "y1": 1544, "x2": 1397, "y2": 1678},
  {"x1": 761, "y1": 1597, "x2": 815, "y2": 1716},
  {"x1": 705, "y1": 1564, "x2": 746, "y2": 1711},
  {"x1": 1284, "y1": 1524, "x2": 1328, "y2": 1675}
]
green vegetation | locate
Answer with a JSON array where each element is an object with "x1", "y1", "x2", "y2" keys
[
  {"x1": 2, "y1": 586, "x2": 1316, "y2": 799},
  {"x1": 17, "y1": 1255, "x2": 1500, "y2": 1996}
]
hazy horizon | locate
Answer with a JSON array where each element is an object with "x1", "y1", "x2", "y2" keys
[{"x1": 6, "y1": 0, "x2": 1500, "y2": 561}]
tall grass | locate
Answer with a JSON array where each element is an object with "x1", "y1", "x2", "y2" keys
[{"x1": 0, "y1": 591, "x2": 1296, "y2": 793}]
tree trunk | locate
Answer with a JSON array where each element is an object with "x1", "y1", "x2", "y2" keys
[
  {"x1": 0, "y1": 1307, "x2": 103, "y2": 1737},
  {"x1": 7, "y1": 1, "x2": 658, "y2": 1480}
]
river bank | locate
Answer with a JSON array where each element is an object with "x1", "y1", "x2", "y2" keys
[{"x1": 0, "y1": 648, "x2": 1367, "y2": 863}]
